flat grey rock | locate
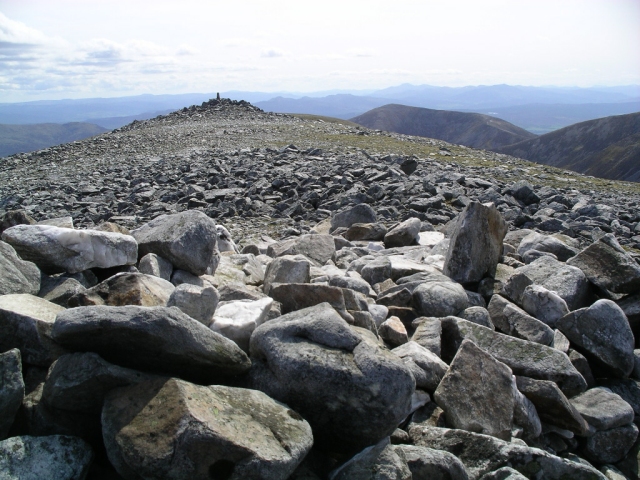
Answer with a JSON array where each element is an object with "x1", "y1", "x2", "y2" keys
[{"x1": 569, "y1": 387, "x2": 635, "y2": 431}]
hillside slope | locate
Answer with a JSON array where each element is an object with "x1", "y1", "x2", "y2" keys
[
  {"x1": 350, "y1": 104, "x2": 537, "y2": 150},
  {"x1": 0, "y1": 122, "x2": 108, "y2": 157},
  {"x1": 497, "y1": 112, "x2": 640, "y2": 182}
]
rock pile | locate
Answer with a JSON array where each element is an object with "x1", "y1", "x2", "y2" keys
[{"x1": 1, "y1": 99, "x2": 640, "y2": 479}]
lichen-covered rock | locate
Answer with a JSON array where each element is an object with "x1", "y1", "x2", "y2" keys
[
  {"x1": 249, "y1": 302, "x2": 415, "y2": 454},
  {"x1": 0, "y1": 240, "x2": 40, "y2": 295},
  {"x1": 102, "y1": 378, "x2": 313, "y2": 480}
]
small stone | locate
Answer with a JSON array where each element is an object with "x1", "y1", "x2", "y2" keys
[
  {"x1": 137, "y1": 252, "x2": 173, "y2": 280},
  {"x1": 167, "y1": 283, "x2": 219, "y2": 325},
  {"x1": 384, "y1": 217, "x2": 421, "y2": 248},
  {"x1": 379, "y1": 316, "x2": 409, "y2": 347}
]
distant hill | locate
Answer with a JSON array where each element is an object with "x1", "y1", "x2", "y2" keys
[
  {"x1": 255, "y1": 94, "x2": 393, "y2": 119},
  {"x1": 497, "y1": 112, "x2": 640, "y2": 182},
  {"x1": 350, "y1": 104, "x2": 537, "y2": 150},
  {"x1": 0, "y1": 122, "x2": 108, "y2": 157}
]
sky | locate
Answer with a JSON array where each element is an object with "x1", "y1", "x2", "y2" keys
[{"x1": 1, "y1": 0, "x2": 639, "y2": 102}]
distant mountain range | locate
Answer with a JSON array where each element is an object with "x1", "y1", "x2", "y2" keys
[
  {"x1": 496, "y1": 112, "x2": 640, "y2": 182},
  {"x1": 0, "y1": 122, "x2": 108, "y2": 157},
  {"x1": 350, "y1": 104, "x2": 536, "y2": 150}
]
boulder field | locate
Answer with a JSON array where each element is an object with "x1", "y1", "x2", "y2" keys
[{"x1": 0, "y1": 100, "x2": 639, "y2": 479}]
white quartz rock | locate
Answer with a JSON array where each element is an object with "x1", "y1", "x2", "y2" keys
[{"x1": 210, "y1": 297, "x2": 273, "y2": 352}]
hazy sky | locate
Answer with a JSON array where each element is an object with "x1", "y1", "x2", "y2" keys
[{"x1": 1, "y1": 0, "x2": 639, "y2": 102}]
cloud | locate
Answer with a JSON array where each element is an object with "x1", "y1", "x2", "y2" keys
[
  {"x1": 0, "y1": 12, "x2": 48, "y2": 47},
  {"x1": 261, "y1": 48, "x2": 283, "y2": 58}
]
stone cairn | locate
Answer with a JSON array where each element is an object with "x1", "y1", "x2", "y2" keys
[{"x1": 1, "y1": 104, "x2": 640, "y2": 480}]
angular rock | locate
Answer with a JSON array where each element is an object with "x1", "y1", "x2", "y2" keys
[
  {"x1": 167, "y1": 283, "x2": 219, "y2": 324},
  {"x1": 0, "y1": 348, "x2": 24, "y2": 439},
  {"x1": 360, "y1": 257, "x2": 393, "y2": 286},
  {"x1": 68, "y1": 272, "x2": 174, "y2": 307},
  {"x1": 408, "y1": 426, "x2": 606, "y2": 479},
  {"x1": 137, "y1": 252, "x2": 173, "y2": 281},
  {"x1": 410, "y1": 317, "x2": 442, "y2": 356},
  {"x1": 503, "y1": 256, "x2": 590, "y2": 311},
  {"x1": 596, "y1": 379, "x2": 640, "y2": 417},
  {"x1": 210, "y1": 297, "x2": 273, "y2": 352},
  {"x1": 132, "y1": 210, "x2": 219, "y2": 276},
  {"x1": 249, "y1": 303, "x2": 415, "y2": 454},
  {"x1": 395, "y1": 444, "x2": 469, "y2": 480},
  {"x1": 488, "y1": 294, "x2": 554, "y2": 345},
  {"x1": 269, "y1": 283, "x2": 350, "y2": 319},
  {"x1": 520, "y1": 284, "x2": 569, "y2": 328},
  {"x1": 567, "y1": 233, "x2": 640, "y2": 294},
  {"x1": 384, "y1": 217, "x2": 421, "y2": 248},
  {"x1": 103, "y1": 378, "x2": 313, "y2": 480},
  {"x1": 379, "y1": 316, "x2": 408, "y2": 347},
  {"x1": 392, "y1": 341, "x2": 448, "y2": 393},
  {"x1": 413, "y1": 281, "x2": 469, "y2": 318},
  {"x1": 434, "y1": 340, "x2": 515, "y2": 440},
  {"x1": 515, "y1": 376, "x2": 590, "y2": 436},
  {"x1": 0, "y1": 240, "x2": 40, "y2": 295},
  {"x1": 52, "y1": 305, "x2": 250, "y2": 383},
  {"x1": 263, "y1": 254, "x2": 310, "y2": 294},
  {"x1": 329, "y1": 438, "x2": 411, "y2": 480},
  {"x1": 517, "y1": 231, "x2": 578, "y2": 262},
  {"x1": 441, "y1": 317, "x2": 587, "y2": 396},
  {"x1": 2, "y1": 224, "x2": 137, "y2": 274},
  {"x1": 0, "y1": 435, "x2": 93, "y2": 480},
  {"x1": 0, "y1": 294, "x2": 66, "y2": 366},
  {"x1": 38, "y1": 275, "x2": 85, "y2": 307},
  {"x1": 570, "y1": 387, "x2": 635, "y2": 431},
  {"x1": 460, "y1": 306, "x2": 494, "y2": 329},
  {"x1": 344, "y1": 222, "x2": 387, "y2": 241},
  {"x1": 331, "y1": 204, "x2": 377, "y2": 231},
  {"x1": 557, "y1": 299, "x2": 635, "y2": 377},
  {"x1": 479, "y1": 467, "x2": 528, "y2": 480},
  {"x1": 512, "y1": 382, "x2": 542, "y2": 440},
  {"x1": 443, "y1": 201, "x2": 507, "y2": 284},
  {"x1": 582, "y1": 423, "x2": 639, "y2": 465},
  {"x1": 41, "y1": 352, "x2": 155, "y2": 415},
  {"x1": 267, "y1": 234, "x2": 335, "y2": 267}
]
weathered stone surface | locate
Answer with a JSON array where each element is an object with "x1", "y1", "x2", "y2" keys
[
  {"x1": 413, "y1": 281, "x2": 469, "y2": 317},
  {"x1": 392, "y1": 341, "x2": 448, "y2": 393},
  {"x1": 460, "y1": 306, "x2": 494, "y2": 329},
  {"x1": 395, "y1": 444, "x2": 469, "y2": 480},
  {"x1": 68, "y1": 272, "x2": 174, "y2": 307},
  {"x1": 0, "y1": 435, "x2": 93, "y2": 480},
  {"x1": 0, "y1": 348, "x2": 24, "y2": 439},
  {"x1": 2, "y1": 224, "x2": 137, "y2": 274},
  {"x1": 384, "y1": 218, "x2": 421, "y2": 248},
  {"x1": 329, "y1": 438, "x2": 411, "y2": 480},
  {"x1": 582, "y1": 423, "x2": 639, "y2": 465},
  {"x1": 360, "y1": 257, "x2": 393, "y2": 286},
  {"x1": 512, "y1": 381, "x2": 542, "y2": 440},
  {"x1": 596, "y1": 378, "x2": 640, "y2": 417},
  {"x1": 52, "y1": 305, "x2": 250, "y2": 383},
  {"x1": 0, "y1": 294, "x2": 66, "y2": 366},
  {"x1": 103, "y1": 378, "x2": 313, "y2": 480},
  {"x1": 0, "y1": 240, "x2": 40, "y2": 295},
  {"x1": 443, "y1": 201, "x2": 507, "y2": 284},
  {"x1": 434, "y1": 340, "x2": 515, "y2": 440},
  {"x1": 137, "y1": 252, "x2": 173, "y2": 281},
  {"x1": 520, "y1": 284, "x2": 569, "y2": 328},
  {"x1": 132, "y1": 210, "x2": 219, "y2": 276},
  {"x1": 517, "y1": 231, "x2": 578, "y2": 262},
  {"x1": 479, "y1": 467, "x2": 527, "y2": 479},
  {"x1": 210, "y1": 297, "x2": 273, "y2": 352},
  {"x1": 41, "y1": 352, "x2": 156, "y2": 415},
  {"x1": 249, "y1": 303, "x2": 415, "y2": 454},
  {"x1": 263, "y1": 254, "x2": 310, "y2": 294},
  {"x1": 515, "y1": 376, "x2": 590, "y2": 436},
  {"x1": 167, "y1": 283, "x2": 219, "y2": 325},
  {"x1": 557, "y1": 299, "x2": 635, "y2": 377},
  {"x1": 38, "y1": 275, "x2": 85, "y2": 307},
  {"x1": 267, "y1": 234, "x2": 335, "y2": 266},
  {"x1": 379, "y1": 316, "x2": 408, "y2": 347},
  {"x1": 569, "y1": 387, "x2": 635, "y2": 431},
  {"x1": 488, "y1": 294, "x2": 554, "y2": 345},
  {"x1": 503, "y1": 256, "x2": 590, "y2": 311},
  {"x1": 567, "y1": 233, "x2": 640, "y2": 294},
  {"x1": 408, "y1": 426, "x2": 605, "y2": 479},
  {"x1": 331, "y1": 204, "x2": 377, "y2": 231},
  {"x1": 269, "y1": 283, "x2": 350, "y2": 318},
  {"x1": 344, "y1": 222, "x2": 387, "y2": 241},
  {"x1": 441, "y1": 317, "x2": 587, "y2": 396},
  {"x1": 410, "y1": 317, "x2": 442, "y2": 356}
]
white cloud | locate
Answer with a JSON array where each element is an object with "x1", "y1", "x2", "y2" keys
[
  {"x1": 261, "y1": 48, "x2": 284, "y2": 58},
  {"x1": 0, "y1": 11, "x2": 48, "y2": 47}
]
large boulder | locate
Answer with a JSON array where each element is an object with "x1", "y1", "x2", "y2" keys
[
  {"x1": 0, "y1": 435, "x2": 93, "y2": 480},
  {"x1": 488, "y1": 294, "x2": 554, "y2": 345},
  {"x1": 413, "y1": 281, "x2": 469, "y2": 317},
  {"x1": 384, "y1": 218, "x2": 421, "y2": 248},
  {"x1": 557, "y1": 299, "x2": 635, "y2": 377},
  {"x1": 249, "y1": 303, "x2": 415, "y2": 454},
  {"x1": 569, "y1": 387, "x2": 635, "y2": 431},
  {"x1": 434, "y1": 340, "x2": 514, "y2": 440},
  {"x1": 68, "y1": 272, "x2": 175, "y2": 307},
  {"x1": 395, "y1": 444, "x2": 469, "y2": 479},
  {"x1": 441, "y1": 317, "x2": 587, "y2": 396},
  {"x1": 408, "y1": 426, "x2": 606, "y2": 479},
  {"x1": 269, "y1": 283, "x2": 350, "y2": 319},
  {"x1": 1, "y1": 224, "x2": 137, "y2": 274},
  {"x1": 0, "y1": 240, "x2": 40, "y2": 295},
  {"x1": 567, "y1": 233, "x2": 640, "y2": 294},
  {"x1": 52, "y1": 305, "x2": 250, "y2": 383},
  {"x1": 329, "y1": 438, "x2": 411, "y2": 480},
  {"x1": 391, "y1": 341, "x2": 448, "y2": 393},
  {"x1": 263, "y1": 254, "x2": 310, "y2": 294},
  {"x1": 167, "y1": 283, "x2": 219, "y2": 325},
  {"x1": 517, "y1": 231, "x2": 578, "y2": 262},
  {"x1": 331, "y1": 204, "x2": 377, "y2": 231},
  {"x1": 443, "y1": 201, "x2": 507, "y2": 284},
  {"x1": 0, "y1": 348, "x2": 24, "y2": 439},
  {"x1": 267, "y1": 234, "x2": 335, "y2": 267},
  {"x1": 210, "y1": 297, "x2": 273, "y2": 352},
  {"x1": 0, "y1": 294, "x2": 66, "y2": 366},
  {"x1": 132, "y1": 210, "x2": 219, "y2": 276},
  {"x1": 102, "y1": 378, "x2": 313, "y2": 480}
]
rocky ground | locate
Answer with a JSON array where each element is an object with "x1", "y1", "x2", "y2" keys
[{"x1": 0, "y1": 99, "x2": 640, "y2": 479}]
